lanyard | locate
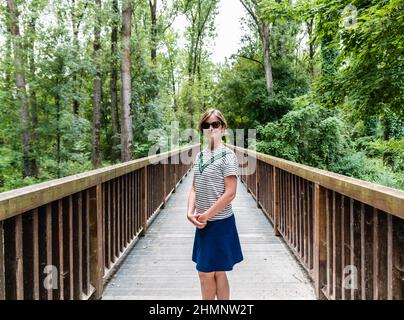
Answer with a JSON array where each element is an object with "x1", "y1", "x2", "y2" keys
[{"x1": 198, "y1": 150, "x2": 228, "y2": 173}]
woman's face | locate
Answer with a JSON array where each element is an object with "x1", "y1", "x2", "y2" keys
[{"x1": 202, "y1": 114, "x2": 224, "y2": 143}]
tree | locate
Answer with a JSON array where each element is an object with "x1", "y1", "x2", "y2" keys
[
  {"x1": 7, "y1": 0, "x2": 38, "y2": 178},
  {"x1": 91, "y1": 0, "x2": 102, "y2": 168},
  {"x1": 120, "y1": 0, "x2": 133, "y2": 162},
  {"x1": 110, "y1": 0, "x2": 120, "y2": 162},
  {"x1": 240, "y1": 0, "x2": 274, "y2": 96}
]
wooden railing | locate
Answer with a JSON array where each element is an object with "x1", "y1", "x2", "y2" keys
[
  {"x1": 0, "y1": 144, "x2": 198, "y2": 300},
  {"x1": 228, "y1": 144, "x2": 404, "y2": 300}
]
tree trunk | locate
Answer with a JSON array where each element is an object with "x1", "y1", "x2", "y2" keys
[
  {"x1": 149, "y1": 0, "x2": 157, "y2": 63},
  {"x1": 261, "y1": 21, "x2": 273, "y2": 96},
  {"x1": 120, "y1": 0, "x2": 133, "y2": 162},
  {"x1": 71, "y1": 0, "x2": 80, "y2": 116},
  {"x1": 28, "y1": 16, "x2": 38, "y2": 177},
  {"x1": 307, "y1": 17, "x2": 316, "y2": 79},
  {"x1": 110, "y1": 0, "x2": 120, "y2": 162},
  {"x1": 7, "y1": 0, "x2": 37, "y2": 178},
  {"x1": 92, "y1": 0, "x2": 102, "y2": 168}
]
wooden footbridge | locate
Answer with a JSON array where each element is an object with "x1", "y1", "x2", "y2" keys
[{"x1": 0, "y1": 144, "x2": 403, "y2": 300}]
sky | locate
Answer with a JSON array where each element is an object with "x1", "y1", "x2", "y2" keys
[
  {"x1": 210, "y1": 0, "x2": 246, "y2": 64},
  {"x1": 173, "y1": 0, "x2": 247, "y2": 65}
]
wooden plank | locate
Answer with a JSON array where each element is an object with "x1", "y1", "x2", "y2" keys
[
  {"x1": 256, "y1": 160, "x2": 260, "y2": 208},
  {"x1": 350, "y1": 200, "x2": 361, "y2": 300},
  {"x1": 45, "y1": 204, "x2": 53, "y2": 300},
  {"x1": 361, "y1": 205, "x2": 373, "y2": 299},
  {"x1": 89, "y1": 184, "x2": 104, "y2": 300},
  {"x1": 104, "y1": 182, "x2": 109, "y2": 269},
  {"x1": 307, "y1": 182, "x2": 312, "y2": 270},
  {"x1": 124, "y1": 175, "x2": 128, "y2": 246},
  {"x1": 112, "y1": 179, "x2": 116, "y2": 261},
  {"x1": 341, "y1": 195, "x2": 350, "y2": 300},
  {"x1": 107, "y1": 181, "x2": 111, "y2": 268},
  {"x1": 73, "y1": 193, "x2": 83, "y2": 299},
  {"x1": 57, "y1": 200, "x2": 64, "y2": 300},
  {"x1": 141, "y1": 166, "x2": 148, "y2": 235},
  {"x1": 129, "y1": 173, "x2": 133, "y2": 241},
  {"x1": 302, "y1": 179, "x2": 306, "y2": 265},
  {"x1": 313, "y1": 183, "x2": 327, "y2": 299},
  {"x1": 273, "y1": 167, "x2": 280, "y2": 236},
  {"x1": 387, "y1": 214, "x2": 393, "y2": 300},
  {"x1": 15, "y1": 215, "x2": 24, "y2": 300},
  {"x1": 22, "y1": 209, "x2": 39, "y2": 300},
  {"x1": 4, "y1": 215, "x2": 24, "y2": 299},
  {"x1": 163, "y1": 164, "x2": 167, "y2": 208},
  {"x1": 0, "y1": 221, "x2": 5, "y2": 299},
  {"x1": 288, "y1": 173, "x2": 292, "y2": 244},
  {"x1": 68, "y1": 196, "x2": 74, "y2": 299},
  {"x1": 292, "y1": 175, "x2": 296, "y2": 248},
  {"x1": 326, "y1": 190, "x2": 331, "y2": 298},
  {"x1": 83, "y1": 190, "x2": 90, "y2": 296},
  {"x1": 333, "y1": 192, "x2": 342, "y2": 299},
  {"x1": 117, "y1": 177, "x2": 121, "y2": 254},
  {"x1": 392, "y1": 215, "x2": 404, "y2": 299},
  {"x1": 299, "y1": 177, "x2": 303, "y2": 258}
]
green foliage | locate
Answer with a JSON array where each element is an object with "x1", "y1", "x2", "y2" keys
[
  {"x1": 256, "y1": 102, "x2": 350, "y2": 169},
  {"x1": 313, "y1": 0, "x2": 404, "y2": 119},
  {"x1": 256, "y1": 101, "x2": 403, "y2": 189}
]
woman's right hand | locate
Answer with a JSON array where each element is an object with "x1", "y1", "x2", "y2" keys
[{"x1": 187, "y1": 213, "x2": 207, "y2": 229}]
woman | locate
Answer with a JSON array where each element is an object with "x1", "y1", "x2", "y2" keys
[{"x1": 186, "y1": 108, "x2": 244, "y2": 300}]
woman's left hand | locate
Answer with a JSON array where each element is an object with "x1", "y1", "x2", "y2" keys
[{"x1": 197, "y1": 213, "x2": 209, "y2": 224}]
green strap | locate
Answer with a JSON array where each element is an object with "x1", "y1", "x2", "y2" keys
[{"x1": 198, "y1": 150, "x2": 228, "y2": 173}]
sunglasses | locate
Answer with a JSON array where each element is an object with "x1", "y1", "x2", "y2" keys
[{"x1": 201, "y1": 120, "x2": 222, "y2": 129}]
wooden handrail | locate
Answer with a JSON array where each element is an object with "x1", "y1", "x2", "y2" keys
[
  {"x1": 0, "y1": 143, "x2": 199, "y2": 221},
  {"x1": 228, "y1": 144, "x2": 404, "y2": 219},
  {"x1": 228, "y1": 144, "x2": 404, "y2": 300},
  {"x1": 0, "y1": 143, "x2": 199, "y2": 300}
]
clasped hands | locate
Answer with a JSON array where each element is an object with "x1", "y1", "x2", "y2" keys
[{"x1": 187, "y1": 212, "x2": 209, "y2": 229}]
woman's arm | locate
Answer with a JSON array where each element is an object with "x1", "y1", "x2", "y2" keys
[
  {"x1": 187, "y1": 177, "x2": 206, "y2": 228},
  {"x1": 198, "y1": 175, "x2": 237, "y2": 222}
]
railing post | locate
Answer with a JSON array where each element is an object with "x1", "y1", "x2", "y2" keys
[
  {"x1": 0, "y1": 221, "x2": 4, "y2": 300},
  {"x1": 173, "y1": 169, "x2": 177, "y2": 193},
  {"x1": 273, "y1": 167, "x2": 280, "y2": 236},
  {"x1": 314, "y1": 183, "x2": 327, "y2": 299},
  {"x1": 162, "y1": 162, "x2": 167, "y2": 208},
  {"x1": 256, "y1": 159, "x2": 260, "y2": 208},
  {"x1": 89, "y1": 184, "x2": 104, "y2": 300},
  {"x1": 141, "y1": 166, "x2": 148, "y2": 235}
]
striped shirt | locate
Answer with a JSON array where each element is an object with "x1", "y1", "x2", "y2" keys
[{"x1": 193, "y1": 145, "x2": 239, "y2": 221}]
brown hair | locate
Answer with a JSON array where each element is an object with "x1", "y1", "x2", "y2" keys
[{"x1": 198, "y1": 108, "x2": 228, "y2": 132}]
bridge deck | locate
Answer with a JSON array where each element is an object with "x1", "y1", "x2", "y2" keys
[{"x1": 102, "y1": 170, "x2": 316, "y2": 300}]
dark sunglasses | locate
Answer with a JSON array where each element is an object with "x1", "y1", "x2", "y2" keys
[{"x1": 201, "y1": 120, "x2": 222, "y2": 129}]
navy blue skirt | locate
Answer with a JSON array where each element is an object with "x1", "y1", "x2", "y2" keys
[{"x1": 192, "y1": 214, "x2": 243, "y2": 272}]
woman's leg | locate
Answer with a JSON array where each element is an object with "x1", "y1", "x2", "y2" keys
[
  {"x1": 198, "y1": 271, "x2": 216, "y2": 299},
  {"x1": 215, "y1": 271, "x2": 230, "y2": 300}
]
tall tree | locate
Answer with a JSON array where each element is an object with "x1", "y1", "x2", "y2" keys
[
  {"x1": 7, "y1": 0, "x2": 38, "y2": 177},
  {"x1": 110, "y1": 0, "x2": 120, "y2": 162},
  {"x1": 121, "y1": 0, "x2": 133, "y2": 162},
  {"x1": 149, "y1": 0, "x2": 158, "y2": 63},
  {"x1": 91, "y1": 0, "x2": 102, "y2": 168},
  {"x1": 240, "y1": 0, "x2": 273, "y2": 96},
  {"x1": 70, "y1": 0, "x2": 87, "y2": 116}
]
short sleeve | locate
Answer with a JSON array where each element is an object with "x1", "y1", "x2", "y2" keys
[
  {"x1": 223, "y1": 152, "x2": 239, "y2": 177},
  {"x1": 193, "y1": 151, "x2": 200, "y2": 166}
]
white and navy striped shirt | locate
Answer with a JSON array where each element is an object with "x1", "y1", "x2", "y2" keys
[{"x1": 193, "y1": 145, "x2": 239, "y2": 221}]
